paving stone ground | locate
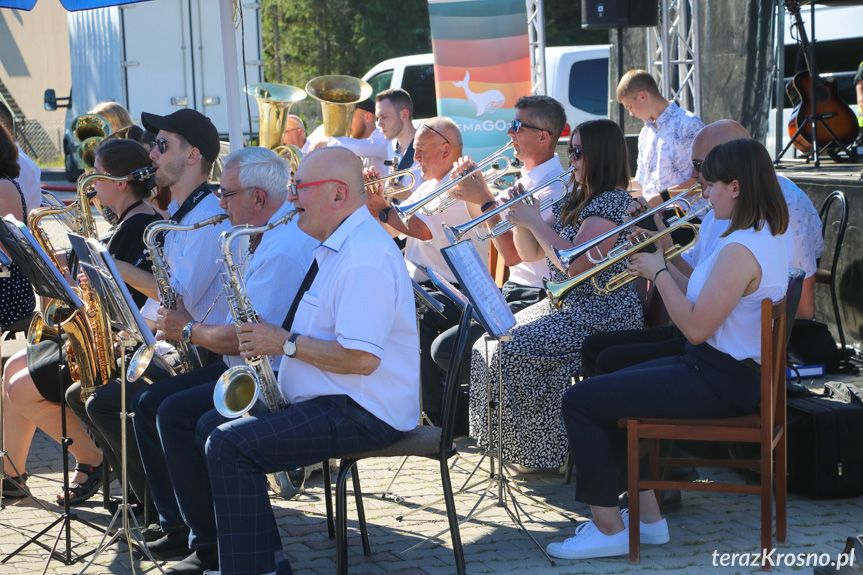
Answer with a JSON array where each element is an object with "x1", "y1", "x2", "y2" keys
[{"x1": 2, "y1": 368, "x2": 862, "y2": 575}]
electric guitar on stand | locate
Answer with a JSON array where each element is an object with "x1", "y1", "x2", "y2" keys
[{"x1": 783, "y1": 0, "x2": 857, "y2": 158}]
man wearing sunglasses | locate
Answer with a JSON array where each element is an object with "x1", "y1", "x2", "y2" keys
[
  {"x1": 200, "y1": 147, "x2": 418, "y2": 575},
  {"x1": 429, "y1": 96, "x2": 569, "y2": 422}
]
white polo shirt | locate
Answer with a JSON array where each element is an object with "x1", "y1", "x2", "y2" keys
[
  {"x1": 506, "y1": 155, "x2": 567, "y2": 288},
  {"x1": 278, "y1": 206, "x2": 419, "y2": 432},
  {"x1": 404, "y1": 169, "x2": 490, "y2": 285},
  {"x1": 222, "y1": 201, "x2": 318, "y2": 369}
]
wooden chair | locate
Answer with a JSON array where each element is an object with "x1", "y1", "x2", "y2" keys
[
  {"x1": 330, "y1": 303, "x2": 473, "y2": 575},
  {"x1": 621, "y1": 297, "x2": 787, "y2": 570}
]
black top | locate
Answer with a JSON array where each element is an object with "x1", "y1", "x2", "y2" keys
[{"x1": 107, "y1": 211, "x2": 162, "y2": 308}]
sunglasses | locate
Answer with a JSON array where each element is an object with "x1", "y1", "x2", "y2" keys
[
  {"x1": 150, "y1": 138, "x2": 168, "y2": 154},
  {"x1": 511, "y1": 119, "x2": 548, "y2": 133},
  {"x1": 691, "y1": 159, "x2": 703, "y2": 172},
  {"x1": 420, "y1": 123, "x2": 450, "y2": 145},
  {"x1": 288, "y1": 179, "x2": 348, "y2": 196},
  {"x1": 214, "y1": 186, "x2": 257, "y2": 199},
  {"x1": 568, "y1": 145, "x2": 582, "y2": 161}
]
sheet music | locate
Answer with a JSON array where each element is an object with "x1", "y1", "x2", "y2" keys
[
  {"x1": 411, "y1": 278, "x2": 445, "y2": 316},
  {"x1": 0, "y1": 215, "x2": 83, "y2": 307},
  {"x1": 440, "y1": 241, "x2": 515, "y2": 338}
]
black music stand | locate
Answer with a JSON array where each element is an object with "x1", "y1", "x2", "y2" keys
[
  {"x1": 0, "y1": 216, "x2": 105, "y2": 569},
  {"x1": 72, "y1": 238, "x2": 165, "y2": 574}
]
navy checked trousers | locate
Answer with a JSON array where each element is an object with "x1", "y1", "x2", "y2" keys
[{"x1": 198, "y1": 394, "x2": 403, "y2": 575}]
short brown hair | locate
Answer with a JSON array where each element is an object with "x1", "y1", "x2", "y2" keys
[
  {"x1": 616, "y1": 69, "x2": 661, "y2": 102},
  {"x1": 701, "y1": 139, "x2": 789, "y2": 236},
  {"x1": 514, "y1": 95, "x2": 567, "y2": 140},
  {"x1": 560, "y1": 119, "x2": 630, "y2": 227},
  {"x1": 0, "y1": 123, "x2": 21, "y2": 179},
  {"x1": 375, "y1": 88, "x2": 413, "y2": 120},
  {"x1": 95, "y1": 139, "x2": 153, "y2": 200}
]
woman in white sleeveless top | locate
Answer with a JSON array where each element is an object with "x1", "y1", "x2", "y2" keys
[{"x1": 549, "y1": 138, "x2": 790, "y2": 560}]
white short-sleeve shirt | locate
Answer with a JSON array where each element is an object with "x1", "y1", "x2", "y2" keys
[
  {"x1": 506, "y1": 155, "x2": 567, "y2": 288},
  {"x1": 403, "y1": 169, "x2": 490, "y2": 285},
  {"x1": 278, "y1": 206, "x2": 420, "y2": 432},
  {"x1": 141, "y1": 190, "x2": 232, "y2": 325}
]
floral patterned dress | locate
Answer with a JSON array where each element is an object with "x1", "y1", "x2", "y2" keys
[{"x1": 469, "y1": 188, "x2": 644, "y2": 468}]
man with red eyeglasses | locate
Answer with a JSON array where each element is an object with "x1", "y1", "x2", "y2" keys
[
  {"x1": 127, "y1": 146, "x2": 317, "y2": 575},
  {"x1": 198, "y1": 147, "x2": 418, "y2": 575}
]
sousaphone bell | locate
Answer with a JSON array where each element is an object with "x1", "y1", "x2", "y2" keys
[
  {"x1": 305, "y1": 75, "x2": 373, "y2": 138},
  {"x1": 245, "y1": 83, "x2": 307, "y2": 151}
]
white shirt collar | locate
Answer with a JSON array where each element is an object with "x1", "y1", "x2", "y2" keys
[{"x1": 319, "y1": 205, "x2": 372, "y2": 253}]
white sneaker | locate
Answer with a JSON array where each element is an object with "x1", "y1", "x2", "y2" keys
[
  {"x1": 620, "y1": 508, "x2": 670, "y2": 545},
  {"x1": 546, "y1": 520, "x2": 629, "y2": 560}
]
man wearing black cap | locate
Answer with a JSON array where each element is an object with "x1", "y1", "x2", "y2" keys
[
  {"x1": 111, "y1": 108, "x2": 233, "y2": 571},
  {"x1": 314, "y1": 97, "x2": 389, "y2": 176}
]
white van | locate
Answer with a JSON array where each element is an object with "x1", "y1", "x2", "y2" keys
[{"x1": 362, "y1": 45, "x2": 611, "y2": 138}]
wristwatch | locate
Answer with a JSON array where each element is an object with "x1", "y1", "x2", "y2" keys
[
  {"x1": 378, "y1": 206, "x2": 393, "y2": 223},
  {"x1": 282, "y1": 332, "x2": 300, "y2": 357},
  {"x1": 181, "y1": 321, "x2": 196, "y2": 344}
]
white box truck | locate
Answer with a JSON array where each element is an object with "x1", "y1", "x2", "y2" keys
[{"x1": 43, "y1": 0, "x2": 263, "y2": 180}]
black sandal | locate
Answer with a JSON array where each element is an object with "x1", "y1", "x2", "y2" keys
[
  {"x1": 2, "y1": 472, "x2": 29, "y2": 499},
  {"x1": 57, "y1": 462, "x2": 103, "y2": 506}
]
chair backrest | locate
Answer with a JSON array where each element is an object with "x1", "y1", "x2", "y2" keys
[
  {"x1": 438, "y1": 303, "x2": 475, "y2": 451},
  {"x1": 762, "y1": 297, "x2": 788, "y2": 438},
  {"x1": 817, "y1": 190, "x2": 848, "y2": 277},
  {"x1": 784, "y1": 268, "x2": 805, "y2": 344}
]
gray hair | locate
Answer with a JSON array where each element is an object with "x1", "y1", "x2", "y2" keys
[{"x1": 223, "y1": 147, "x2": 291, "y2": 200}]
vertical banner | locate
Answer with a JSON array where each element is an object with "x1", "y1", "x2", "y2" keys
[{"x1": 428, "y1": 0, "x2": 530, "y2": 160}]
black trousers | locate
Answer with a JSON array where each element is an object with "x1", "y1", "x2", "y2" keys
[
  {"x1": 65, "y1": 355, "x2": 174, "y2": 504},
  {"x1": 417, "y1": 281, "x2": 464, "y2": 421},
  {"x1": 563, "y1": 342, "x2": 761, "y2": 507},
  {"x1": 581, "y1": 324, "x2": 686, "y2": 378}
]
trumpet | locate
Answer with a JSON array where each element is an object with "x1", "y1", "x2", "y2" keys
[
  {"x1": 363, "y1": 168, "x2": 416, "y2": 197},
  {"x1": 544, "y1": 197, "x2": 711, "y2": 307},
  {"x1": 393, "y1": 142, "x2": 513, "y2": 224},
  {"x1": 552, "y1": 184, "x2": 702, "y2": 270},
  {"x1": 442, "y1": 167, "x2": 574, "y2": 244}
]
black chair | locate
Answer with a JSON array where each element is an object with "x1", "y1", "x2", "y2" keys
[
  {"x1": 331, "y1": 304, "x2": 473, "y2": 575},
  {"x1": 815, "y1": 191, "x2": 849, "y2": 354}
]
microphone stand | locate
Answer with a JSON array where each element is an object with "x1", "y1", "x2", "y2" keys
[{"x1": 77, "y1": 333, "x2": 164, "y2": 574}]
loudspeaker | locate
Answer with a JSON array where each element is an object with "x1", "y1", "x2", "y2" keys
[{"x1": 582, "y1": 0, "x2": 660, "y2": 29}]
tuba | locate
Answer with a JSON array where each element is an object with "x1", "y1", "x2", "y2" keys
[
  {"x1": 71, "y1": 114, "x2": 111, "y2": 170},
  {"x1": 211, "y1": 209, "x2": 305, "y2": 499},
  {"x1": 127, "y1": 214, "x2": 229, "y2": 380},
  {"x1": 246, "y1": 82, "x2": 306, "y2": 172},
  {"x1": 305, "y1": 75, "x2": 372, "y2": 138}
]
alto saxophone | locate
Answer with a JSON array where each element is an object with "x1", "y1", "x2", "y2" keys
[
  {"x1": 211, "y1": 209, "x2": 306, "y2": 499},
  {"x1": 26, "y1": 170, "x2": 152, "y2": 400},
  {"x1": 128, "y1": 214, "x2": 229, "y2": 378}
]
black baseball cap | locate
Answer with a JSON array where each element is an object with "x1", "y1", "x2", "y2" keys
[
  {"x1": 141, "y1": 109, "x2": 220, "y2": 162},
  {"x1": 355, "y1": 98, "x2": 375, "y2": 114}
]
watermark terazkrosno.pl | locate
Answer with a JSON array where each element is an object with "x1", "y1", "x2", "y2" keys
[{"x1": 711, "y1": 548, "x2": 856, "y2": 569}]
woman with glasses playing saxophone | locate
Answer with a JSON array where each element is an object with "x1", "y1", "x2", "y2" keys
[
  {"x1": 2, "y1": 138, "x2": 161, "y2": 505},
  {"x1": 468, "y1": 119, "x2": 644, "y2": 473}
]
